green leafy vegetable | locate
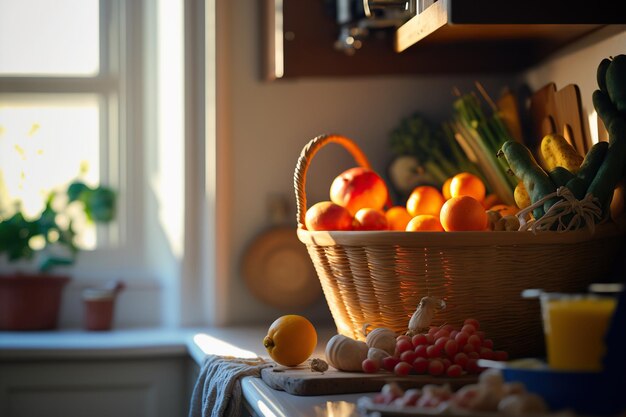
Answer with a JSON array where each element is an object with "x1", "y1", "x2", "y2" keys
[
  {"x1": 389, "y1": 113, "x2": 480, "y2": 186},
  {"x1": 447, "y1": 90, "x2": 518, "y2": 204}
]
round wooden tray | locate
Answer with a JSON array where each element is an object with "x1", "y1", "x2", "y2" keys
[{"x1": 242, "y1": 226, "x2": 321, "y2": 309}]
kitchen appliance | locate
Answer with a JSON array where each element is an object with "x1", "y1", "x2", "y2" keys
[{"x1": 333, "y1": 0, "x2": 415, "y2": 54}]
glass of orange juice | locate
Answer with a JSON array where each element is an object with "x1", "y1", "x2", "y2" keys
[{"x1": 540, "y1": 292, "x2": 617, "y2": 371}]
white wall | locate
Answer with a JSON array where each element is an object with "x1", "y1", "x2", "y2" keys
[
  {"x1": 218, "y1": 1, "x2": 515, "y2": 326},
  {"x1": 524, "y1": 26, "x2": 626, "y2": 144}
]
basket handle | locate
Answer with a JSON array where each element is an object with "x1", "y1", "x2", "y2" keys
[{"x1": 294, "y1": 134, "x2": 373, "y2": 229}]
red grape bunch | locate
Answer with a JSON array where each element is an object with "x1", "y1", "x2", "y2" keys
[{"x1": 362, "y1": 318, "x2": 509, "y2": 377}]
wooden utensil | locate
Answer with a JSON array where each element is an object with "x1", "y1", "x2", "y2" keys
[
  {"x1": 529, "y1": 83, "x2": 590, "y2": 159},
  {"x1": 554, "y1": 84, "x2": 588, "y2": 155},
  {"x1": 528, "y1": 82, "x2": 558, "y2": 157}
]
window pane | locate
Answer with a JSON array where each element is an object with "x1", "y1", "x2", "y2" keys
[
  {"x1": 0, "y1": 0, "x2": 99, "y2": 76},
  {"x1": 0, "y1": 95, "x2": 100, "y2": 248}
]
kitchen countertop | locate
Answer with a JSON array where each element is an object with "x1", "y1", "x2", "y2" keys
[
  {"x1": 242, "y1": 377, "x2": 364, "y2": 417},
  {"x1": 188, "y1": 326, "x2": 370, "y2": 417},
  {"x1": 2, "y1": 327, "x2": 623, "y2": 417},
  {"x1": 0, "y1": 326, "x2": 368, "y2": 417}
]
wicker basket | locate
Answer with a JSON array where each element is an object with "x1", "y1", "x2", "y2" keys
[{"x1": 295, "y1": 134, "x2": 625, "y2": 358}]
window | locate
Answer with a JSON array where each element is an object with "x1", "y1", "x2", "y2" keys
[
  {"x1": 0, "y1": 0, "x2": 99, "y2": 76},
  {"x1": 0, "y1": 0, "x2": 215, "y2": 328},
  {"x1": 0, "y1": 95, "x2": 101, "y2": 247},
  {"x1": 0, "y1": 0, "x2": 121, "y2": 250}
]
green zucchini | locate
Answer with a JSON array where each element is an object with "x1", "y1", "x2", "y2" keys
[
  {"x1": 566, "y1": 141, "x2": 609, "y2": 200},
  {"x1": 587, "y1": 89, "x2": 626, "y2": 214},
  {"x1": 548, "y1": 167, "x2": 576, "y2": 187},
  {"x1": 499, "y1": 141, "x2": 557, "y2": 220},
  {"x1": 587, "y1": 139, "x2": 626, "y2": 213},
  {"x1": 597, "y1": 57, "x2": 611, "y2": 94},
  {"x1": 606, "y1": 54, "x2": 626, "y2": 113},
  {"x1": 593, "y1": 90, "x2": 626, "y2": 144}
]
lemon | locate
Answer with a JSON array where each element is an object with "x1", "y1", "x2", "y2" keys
[{"x1": 263, "y1": 315, "x2": 317, "y2": 367}]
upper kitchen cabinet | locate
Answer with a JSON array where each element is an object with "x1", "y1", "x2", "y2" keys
[{"x1": 264, "y1": 0, "x2": 626, "y2": 79}]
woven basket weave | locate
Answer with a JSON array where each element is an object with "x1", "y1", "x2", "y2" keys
[{"x1": 295, "y1": 134, "x2": 624, "y2": 358}]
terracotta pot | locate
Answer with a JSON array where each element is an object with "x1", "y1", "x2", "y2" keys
[
  {"x1": 83, "y1": 294, "x2": 116, "y2": 331},
  {"x1": 0, "y1": 273, "x2": 70, "y2": 330}
]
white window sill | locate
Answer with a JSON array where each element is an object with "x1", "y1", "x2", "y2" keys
[{"x1": 0, "y1": 326, "x2": 275, "y2": 365}]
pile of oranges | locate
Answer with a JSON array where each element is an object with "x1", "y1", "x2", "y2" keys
[
  {"x1": 398, "y1": 172, "x2": 518, "y2": 232},
  {"x1": 305, "y1": 167, "x2": 518, "y2": 232},
  {"x1": 405, "y1": 173, "x2": 485, "y2": 232}
]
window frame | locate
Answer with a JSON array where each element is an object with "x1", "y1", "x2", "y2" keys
[
  {"x1": 0, "y1": 0, "x2": 143, "y2": 275},
  {"x1": 0, "y1": 0, "x2": 221, "y2": 328}
]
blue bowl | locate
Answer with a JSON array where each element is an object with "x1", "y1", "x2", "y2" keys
[{"x1": 500, "y1": 366, "x2": 624, "y2": 416}]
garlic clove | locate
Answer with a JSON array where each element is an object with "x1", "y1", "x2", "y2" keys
[
  {"x1": 367, "y1": 347, "x2": 390, "y2": 366},
  {"x1": 364, "y1": 326, "x2": 397, "y2": 355}
]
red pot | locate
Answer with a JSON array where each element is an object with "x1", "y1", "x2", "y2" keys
[{"x1": 0, "y1": 273, "x2": 70, "y2": 330}]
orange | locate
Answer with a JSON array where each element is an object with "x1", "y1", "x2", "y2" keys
[
  {"x1": 489, "y1": 204, "x2": 519, "y2": 217},
  {"x1": 442, "y1": 177, "x2": 453, "y2": 200},
  {"x1": 406, "y1": 186, "x2": 446, "y2": 217},
  {"x1": 385, "y1": 206, "x2": 412, "y2": 231},
  {"x1": 354, "y1": 208, "x2": 388, "y2": 230},
  {"x1": 440, "y1": 196, "x2": 488, "y2": 231},
  {"x1": 263, "y1": 315, "x2": 317, "y2": 366},
  {"x1": 482, "y1": 193, "x2": 502, "y2": 210},
  {"x1": 406, "y1": 214, "x2": 444, "y2": 232},
  {"x1": 304, "y1": 201, "x2": 353, "y2": 231},
  {"x1": 450, "y1": 173, "x2": 486, "y2": 202}
]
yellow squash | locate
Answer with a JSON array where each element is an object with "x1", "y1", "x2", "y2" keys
[
  {"x1": 514, "y1": 182, "x2": 531, "y2": 209},
  {"x1": 540, "y1": 134, "x2": 584, "y2": 173}
]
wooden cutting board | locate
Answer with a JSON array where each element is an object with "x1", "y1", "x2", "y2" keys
[
  {"x1": 528, "y1": 83, "x2": 590, "y2": 159},
  {"x1": 554, "y1": 84, "x2": 588, "y2": 155},
  {"x1": 260, "y1": 365, "x2": 477, "y2": 396},
  {"x1": 242, "y1": 226, "x2": 322, "y2": 309}
]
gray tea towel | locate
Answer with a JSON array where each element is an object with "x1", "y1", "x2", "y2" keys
[{"x1": 188, "y1": 355, "x2": 271, "y2": 417}]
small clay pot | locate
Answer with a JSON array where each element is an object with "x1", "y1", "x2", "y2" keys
[{"x1": 83, "y1": 283, "x2": 124, "y2": 331}]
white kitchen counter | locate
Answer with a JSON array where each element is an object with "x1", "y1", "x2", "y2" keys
[
  {"x1": 188, "y1": 326, "x2": 374, "y2": 417},
  {"x1": 242, "y1": 376, "x2": 367, "y2": 417}
]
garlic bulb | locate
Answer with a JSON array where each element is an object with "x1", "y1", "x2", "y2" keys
[
  {"x1": 325, "y1": 334, "x2": 368, "y2": 372},
  {"x1": 407, "y1": 296, "x2": 446, "y2": 336},
  {"x1": 367, "y1": 347, "x2": 390, "y2": 366},
  {"x1": 362, "y1": 324, "x2": 396, "y2": 355}
]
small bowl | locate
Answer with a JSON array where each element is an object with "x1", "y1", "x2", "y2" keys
[{"x1": 480, "y1": 359, "x2": 624, "y2": 415}]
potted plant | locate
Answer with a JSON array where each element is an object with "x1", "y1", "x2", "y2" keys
[{"x1": 0, "y1": 181, "x2": 116, "y2": 330}]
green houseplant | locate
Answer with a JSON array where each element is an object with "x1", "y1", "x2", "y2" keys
[{"x1": 0, "y1": 181, "x2": 116, "y2": 330}]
